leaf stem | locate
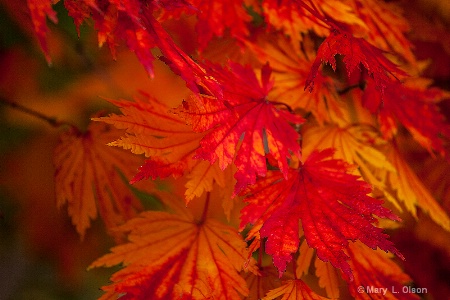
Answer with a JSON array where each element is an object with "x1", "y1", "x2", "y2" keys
[
  {"x1": 271, "y1": 100, "x2": 294, "y2": 113},
  {"x1": 293, "y1": 254, "x2": 298, "y2": 279},
  {"x1": 0, "y1": 97, "x2": 75, "y2": 128},
  {"x1": 337, "y1": 82, "x2": 365, "y2": 95},
  {"x1": 199, "y1": 191, "x2": 211, "y2": 224}
]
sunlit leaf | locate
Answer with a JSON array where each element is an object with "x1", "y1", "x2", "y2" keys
[
  {"x1": 241, "y1": 149, "x2": 402, "y2": 279},
  {"x1": 90, "y1": 195, "x2": 256, "y2": 299},
  {"x1": 175, "y1": 62, "x2": 304, "y2": 195}
]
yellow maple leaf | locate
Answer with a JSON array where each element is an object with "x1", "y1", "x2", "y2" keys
[
  {"x1": 90, "y1": 194, "x2": 256, "y2": 299},
  {"x1": 384, "y1": 144, "x2": 450, "y2": 231},
  {"x1": 53, "y1": 121, "x2": 144, "y2": 239}
]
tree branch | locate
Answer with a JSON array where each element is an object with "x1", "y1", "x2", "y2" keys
[{"x1": 0, "y1": 97, "x2": 75, "y2": 128}]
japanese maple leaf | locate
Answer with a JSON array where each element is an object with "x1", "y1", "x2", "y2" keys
[
  {"x1": 245, "y1": 33, "x2": 343, "y2": 125},
  {"x1": 190, "y1": 0, "x2": 252, "y2": 51},
  {"x1": 175, "y1": 62, "x2": 304, "y2": 195},
  {"x1": 30, "y1": 0, "x2": 194, "y2": 77},
  {"x1": 363, "y1": 79, "x2": 450, "y2": 158},
  {"x1": 262, "y1": 279, "x2": 328, "y2": 300},
  {"x1": 53, "y1": 121, "x2": 144, "y2": 238},
  {"x1": 384, "y1": 144, "x2": 450, "y2": 231},
  {"x1": 241, "y1": 148, "x2": 402, "y2": 280},
  {"x1": 96, "y1": 94, "x2": 232, "y2": 205},
  {"x1": 26, "y1": 0, "x2": 58, "y2": 64},
  {"x1": 296, "y1": 240, "x2": 340, "y2": 298},
  {"x1": 302, "y1": 124, "x2": 397, "y2": 205},
  {"x1": 346, "y1": 0, "x2": 416, "y2": 66},
  {"x1": 262, "y1": 0, "x2": 366, "y2": 46},
  {"x1": 244, "y1": 265, "x2": 284, "y2": 300},
  {"x1": 347, "y1": 242, "x2": 418, "y2": 299},
  {"x1": 90, "y1": 195, "x2": 256, "y2": 299},
  {"x1": 305, "y1": 28, "x2": 407, "y2": 96},
  {"x1": 94, "y1": 93, "x2": 202, "y2": 180}
]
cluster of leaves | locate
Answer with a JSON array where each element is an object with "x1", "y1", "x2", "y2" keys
[{"x1": 24, "y1": 0, "x2": 450, "y2": 299}]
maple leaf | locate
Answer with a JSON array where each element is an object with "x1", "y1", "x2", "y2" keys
[
  {"x1": 298, "y1": 239, "x2": 341, "y2": 299},
  {"x1": 90, "y1": 194, "x2": 256, "y2": 299},
  {"x1": 346, "y1": 0, "x2": 417, "y2": 66},
  {"x1": 175, "y1": 62, "x2": 304, "y2": 195},
  {"x1": 363, "y1": 79, "x2": 450, "y2": 158},
  {"x1": 147, "y1": 16, "x2": 223, "y2": 95},
  {"x1": 96, "y1": 93, "x2": 230, "y2": 205},
  {"x1": 184, "y1": 160, "x2": 222, "y2": 202},
  {"x1": 347, "y1": 242, "x2": 418, "y2": 299},
  {"x1": 302, "y1": 124, "x2": 398, "y2": 208},
  {"x1": 296, "y1": 239, "x2": 315, "y2": 278},
  {"x1": 261, "y1": 0, "x2": 366, "y2": 46},
  {"x1": 31, "y1": 0, "x2": 195, "y2": 77},
  {"x1": 305, "y1": 28, "x2": 407, "y2": 96},
  {"x1": 315, "y1": 258, "x2": 340, "y2": 299},
  {"x1": 53, "y1": 121, "x2": 144, "y2": 239},
  {"x1": 244, "y1": 265, "x2": 284, "y2": 300},
  {"x1": 26, "y1": 0, "x2": 58, "y2": 64},
  {"x1": 245, "y1": 33, "x2": 343, "y2": 125},
  {"x1": 94, "y1": 93, "x2": 203, "y2": 182},
  {"x1": 383, "y1": 144, "x2": 450, "y2": 231},
  {"x1": 262, "y1": 279, "x2": 329, "y2": 300},
  {"x1": 241, "y1": 148, "x2": 402, "y2": 280},
  {"x1": 190, "y1": 0, "x2": 252, "y2": 51}
]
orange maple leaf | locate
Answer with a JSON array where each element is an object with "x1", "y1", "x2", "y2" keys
[
  {"x1": 262, "y1": 0, "x2": 366, "y2": 46},
  {"x1": 95, "y1": 93, "x2": 203, "y2": 183},
  {"x1": 90, "y1": 194, "x2": 256, "y2": 299},
  {"x1": 262, "y1": 279, "x2": 329, "y2": 300},
  {"x1": 245, "y1": 33, "x2": 343, "y2": 125},
  {"x1": 53, "y1": 121, "x2": 144, "y2": 238},
  {"x1": 96, "y1": 93, "x2": 231, "y2": 206},
  {"x1": 244, "y1": 264, "x2": 284, "y2": 300}
]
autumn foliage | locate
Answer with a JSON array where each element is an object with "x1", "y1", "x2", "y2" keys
[{"x1": 1, "y1": 0, "x2": 450, "y2": 299}]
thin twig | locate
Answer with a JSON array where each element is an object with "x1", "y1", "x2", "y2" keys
[{"x1": 0, "y1": 97, "x2": 75, "y2": 128}]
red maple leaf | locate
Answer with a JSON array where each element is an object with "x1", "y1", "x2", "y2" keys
[
  {"x1": 29, "y1": 0, "x2": 194, "y2": 77},
  {"x1": 241, "y1": 148, "x2": 402, "y2": 280},
  {"x1": 175, "y1": 62, "x2": 304, "y2": 195},
  {"x1": 26, "y1": 0, "x2": 58, "y2": 64},
  {"x1": 363, "y1": 79, "x2": 450, "y2": 157},
  {"x1": 190, "y1": 0, "x2": 251, "y2": 51},
  {"x1": 305, "y1": 28, "x2": 407, "y2": 96}
]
